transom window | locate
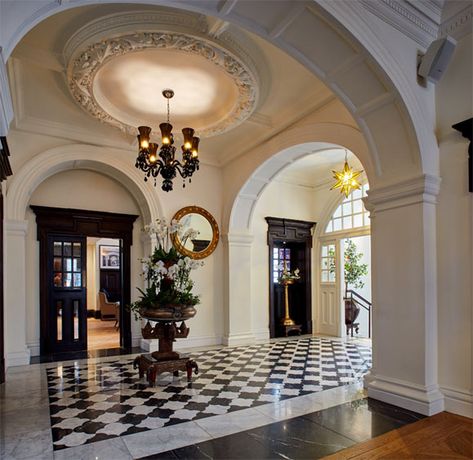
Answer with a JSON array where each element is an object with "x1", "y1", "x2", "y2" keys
[{"x1": 325, "y1": 184, "x2": 370, "y2": 233}]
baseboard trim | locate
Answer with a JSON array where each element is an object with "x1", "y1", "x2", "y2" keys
[
  {"x1": 441, "y1": 385, "x2": 473, "y2": 418},
  {"x1": 223, "y1": 333, "x2": 256, "y2": 347},
  {"x1": 27, "y1": 340, "x2": 40, "y2": 357},
  {"x1": 366, "y1": 374, "x2": 444, "y2": 416},
  {"x1": 140, "y1": 335, "x2": 222, "y2": 352},
  {"x1": 253, "y1": 329, "x2": 270, "y2": 341},
  {"x1": 6, "y1": 349, "x2": 31, "y2": 367}
]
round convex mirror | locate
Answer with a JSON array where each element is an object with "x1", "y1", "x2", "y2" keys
[{"x1": 172, "y1": 206, "x2": 219, "y2": 259}]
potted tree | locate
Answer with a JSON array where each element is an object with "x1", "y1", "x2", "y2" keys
[{"x1": 343, "y1": 239, "x2": 368, "y2": 332}]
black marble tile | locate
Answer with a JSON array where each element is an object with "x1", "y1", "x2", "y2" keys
[
  {"x1": 302, "y1": 398, "x2": 424, "y2": 443},
  {"x1": 173, "y1": 432, "x2": 276, "y2": 459},
  {"x1": 247, "y1": 416, "x2": 355, "y2": 459}
]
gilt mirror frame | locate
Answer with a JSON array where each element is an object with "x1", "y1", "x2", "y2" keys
[{"x1": 172, "y1": 206, "x2": 219, "y2": 259}]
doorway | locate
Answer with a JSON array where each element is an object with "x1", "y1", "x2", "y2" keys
[
  {"x1": 266, "y1": 217, "x2": 315, "y2": 338},
  {"x1": 86, "y1": 237, "x2": 122, "y2": 350},
  {"x1": 31, "y1": 206, "x2": 138, "y2": 355}
]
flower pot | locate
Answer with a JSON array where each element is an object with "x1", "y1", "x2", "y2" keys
[
  {"x1": 344, "y1": 299, "x2": 360, "y2": 326},
  {"x1": 140, "y1": 304, "x2": 197, "y2": 322}
]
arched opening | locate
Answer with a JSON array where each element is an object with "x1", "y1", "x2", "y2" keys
[{"x1": 4, "y1": 145, "x2": 161, "y2": 363}]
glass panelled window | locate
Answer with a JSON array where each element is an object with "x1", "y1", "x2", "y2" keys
[
  {"x1": 320, "y1": 244, "x2": 336, "y2": 283},
  {"x1": 53, "y1": 241, "x2": 82, "y2": 288},
  {"x1": 325, "y1": 184, "x2": 370, "y2": 233},
  {"x1": 272, "y1": 247, "x2": 291, "y2": 283}
]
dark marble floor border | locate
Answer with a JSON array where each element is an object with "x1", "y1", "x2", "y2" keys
[
  {"x1": 140, "y1": 398, "x2": 425, "y2": 459},
  {"x1": 30, "y1": 346, "x2": 144, "y2": 364}
]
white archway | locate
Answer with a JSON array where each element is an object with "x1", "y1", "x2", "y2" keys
[
  {"x1": 5, "y1": 144, "x2": 162, "y2": 222},
  {"x1": 3, "y1": 144, "x2": 162, "y2": 367}
]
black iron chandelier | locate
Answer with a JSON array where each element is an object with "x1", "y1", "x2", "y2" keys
[{"x1": 135, "y1": 89, "x2": 200, "y2": 192}]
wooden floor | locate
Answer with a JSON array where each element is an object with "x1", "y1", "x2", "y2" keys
[
  {"x1": 323, "y1": 411, "x2": 472, "y2": 459},
  {"x1": 87, "y1": 317, "x2": 119, "y2": 350}
]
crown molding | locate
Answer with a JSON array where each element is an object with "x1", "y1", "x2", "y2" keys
[
  {"x1": 360, "y1": 1, "x2": 471, "y2": 47},
  {"x1": 361, "y1": 0, "x2": 439, "y2": 48},
  {"x1": 439, "y1": 4, "x2": 473, "y2": 41}
]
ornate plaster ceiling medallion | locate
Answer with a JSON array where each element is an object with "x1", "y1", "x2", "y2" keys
[{"x1": 67, "y1": 31, "x2": 259, "y2": 137}]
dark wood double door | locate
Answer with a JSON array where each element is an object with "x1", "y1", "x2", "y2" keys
[{"x1": 32, "y1": 206, "x2": 137, "y2": 355}]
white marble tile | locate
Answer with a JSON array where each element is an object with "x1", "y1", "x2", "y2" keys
[
  {"x1": 122, "y1": 421, "x2": 211, "y2": 457},
  {"x1": 195, "y1": 407, "x2": 274, "y2": 438},
  {"x1": 0, "y1": 428, "x2": 53, "y2": 460},
  {"x1": 0, "y1": 406, "x2": 52, "y2": 437},
  {"x1": 54, "y1": 437, "x2": 132, "y2": 460}
]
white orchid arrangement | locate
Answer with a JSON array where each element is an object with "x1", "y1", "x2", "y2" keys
[
  {"x1": 279, "y1": 265, "x2": 300, "y2": 283},
  {"x1": 129, "y1": 218, "x2": 203, "y2": 317}
]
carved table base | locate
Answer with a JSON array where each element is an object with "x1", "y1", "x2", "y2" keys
[{"x1": 133, "y1": 354, "x2": 198, "y2": 386}]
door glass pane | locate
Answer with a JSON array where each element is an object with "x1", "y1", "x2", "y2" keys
[
  {"x1": 56, "y1": 301, "x2": 63, "y2": 341},
  {"x1": 63, "y1": 242, "x2": 72, "y2": 256},
  {"x1": 64, "y1": 258, "x2": 72, "y2": 272},
  {"x1": 63, "y1": 273, "x2": 72, "y2": 287},
  {"x1": 53, "y1": 257, "x2": 62, "y2": 271},
  {"x1": 53, "y1": 272, "x2": 62, "y2": 287},
  {"x1": 73, "y1": 243, "x2": 81, "y2": 257},
  {"x1": 73, "y1": 300, "x2": 79, "y2": 340},
  {"x1": 73, "y1": 273, "x2": 82, "y2": 288},
  {"x1": 53, "y1": 242, "x2": 62, "y2": 256},
  {"x1": 321, "y1": 271, "x2": 328, "y2": 282},
  {"x1": 73, "y1": 258, "x2": 81, "y2": 272}
]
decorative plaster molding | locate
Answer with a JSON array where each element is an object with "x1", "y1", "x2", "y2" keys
[{"x1": 65, "y1": 12, "x2": 261, "y2": 138}]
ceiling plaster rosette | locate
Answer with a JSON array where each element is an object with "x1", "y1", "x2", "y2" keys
[{"x1": 65, "y1": 12, "x2": 261, "y2": 138}]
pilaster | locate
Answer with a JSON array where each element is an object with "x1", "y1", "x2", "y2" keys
[
  {"x1": 4, "y1": 219, "x2": 30, "y2": 367},
  {"x1": 363, "y1": 174, "x2": 443, "y2": 415},
  {"x1": 223, "y1": 231, "x2": 256, "y2": 346}
]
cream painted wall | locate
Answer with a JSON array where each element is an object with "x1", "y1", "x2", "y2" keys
[
  {"x1": 22, "y1": 161, "x2": 225, "y2": 354},
  {"x1": 436, "y1": 34, "x2": 473, "y2": 417}
]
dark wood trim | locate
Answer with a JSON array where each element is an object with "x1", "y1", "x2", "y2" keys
[
  {"x1": 30, "y1": 206, "x2": 138, "y2": 354},
  {"x1": 0, "y1": 190, "x2": 4, "y2": 383},
  {"x1": 265, "y1": 217, "x2": 316, "y2": 338},
  {"x1": 0, "y1": 137, "x2": 13, "y2": 182},
  {"x1": 452, "y1": 118, "x2": 473, "y2": 193}
]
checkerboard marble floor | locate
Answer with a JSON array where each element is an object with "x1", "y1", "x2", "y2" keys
[{"x1": 46, "y1": 337, "x2": 371, "y2": 450}]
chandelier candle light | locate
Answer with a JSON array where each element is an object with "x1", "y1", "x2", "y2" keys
[
  {"x1": 136, "y1": 89, "x2": 200, "y2": 192},
  {"x1": 331, "y1": 150, "x2": 363, "y2": 198}
]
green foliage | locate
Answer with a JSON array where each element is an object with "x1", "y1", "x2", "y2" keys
[
  {"x1": 344, "y1": 239, "x2": 368, "y2": 292},
  {"x1": 327, "y1": 240, "x2": 368, "y2": 294}
]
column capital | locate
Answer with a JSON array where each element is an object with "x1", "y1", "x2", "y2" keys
[
  {"x1": 223, "y1": 231, "x2": 254, "y2": 246},
  {"x1": 4, "y1": 219, "x2": 28, "y2": 236},
  {"x1": 364, "y1": 173, "x2": 441, "y2": 213}
]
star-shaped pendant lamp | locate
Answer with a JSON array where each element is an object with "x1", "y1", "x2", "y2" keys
[{"x1": 330, "y1": 150, "x2": 363, "y2": 198}]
